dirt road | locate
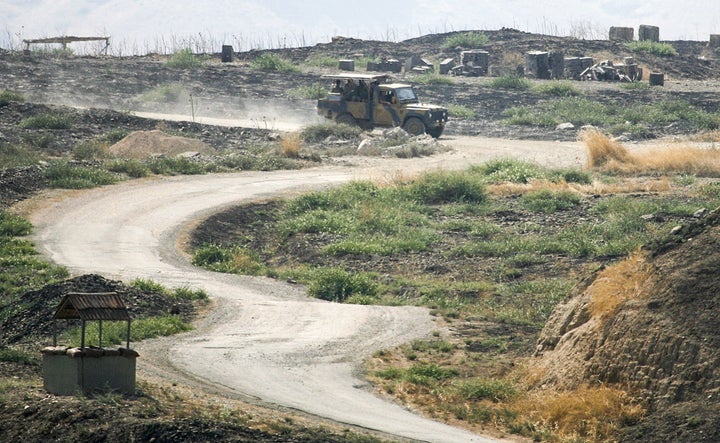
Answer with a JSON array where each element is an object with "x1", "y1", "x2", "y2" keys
[{"x1": 26, "y1": 137, "x2": 587, "y2": 442}]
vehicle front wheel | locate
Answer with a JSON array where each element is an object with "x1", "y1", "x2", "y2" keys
[
  {"x1": 427, "y1": 127, "x2": 444, "y2": 138},
  {"x1": 336, "y1": 113, "x2": 357, "y2": 126},
  {"x1": 402, "y1": 117, "x2": 426, "y2": 136}
]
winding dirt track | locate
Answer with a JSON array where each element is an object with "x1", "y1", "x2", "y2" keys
[{"x1": 27, "y1": 136, "x2": 586, "y2": 442}]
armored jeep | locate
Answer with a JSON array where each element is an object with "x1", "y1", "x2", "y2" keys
[{"x1": 316, "y1": 73, "x2": 448, "y2": 138}]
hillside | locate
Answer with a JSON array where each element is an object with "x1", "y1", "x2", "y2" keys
[{"x1": 2, "y1": 29, "x2": 720, "y2": 442}]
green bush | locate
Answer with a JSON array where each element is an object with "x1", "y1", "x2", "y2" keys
[
  {"x1": 0, "y1": 90, "x2": 24, "y2": 106},
  {"x1": 455, "y1": 378, "x2": 518, "y2": 402},
  {"x1": 627, "y1": 41, "x2": 678, "y2": 56},
  {"x1": 99, "y1": 129, "x2": 129, "y2": 144},
  {"x1": 521, "y1": 189, "x2": 582, "y2": 213},
  {"x1": 290, "y1": 84, "x2": 327, "y2": 99},
  {"x1": 66, "y1": 315, "x2": 192, "y2": 347},
  {"x1": 44, "y1": 161, "x2": 117, "y2": 189},
  {"x1": 130, "y1": 278, "x2": 168, "y2": 294},
  {"x1": 19, "y1": 113, "x2": 73, "y2": 129},
  {"x1": 166, "y1": 48, "x2": 206, "y2": 68},
  {"x1": 0, "y1": 143, "x2": 41, "y2": 168},
  {"x1": 489, "y1": 76, "x2": 532, "y2": 90},
  {"x1": 535, "y1": 81, "x2": 582, "y2": 97},
  {"x1": 448, "y1": 105, "x2": 476, "y2": 119},
  {"x1": 405, "y1": 171, "x2": 487, "y2": 204},
  {"x1": 0, "y1": 212, "x2": 32, "y2": 236},
  {"x1": 250, "y1": 53, "x2": 299, "y2": 72},
  {"x1": 147, "y1": 157, "x2": 206, "y2": 175},
  {"x1": 72, "y1": 141, "x2": 108, "y2": 160},
  {"x1": 472, "y1": 159, "x2": 545, "y2": 184},
  {"x1": 300, "y1": 123, "x2": 362, "y2": 143},
  {"x1": 106, "y1": 159, "x2": 149, "y2": 178},
  {"x1": 442, "y1": 32, "x2": 489, "y2": 49},
  {"x1": 306, "y1": 267, "x2": 378, "y2": 302},
  {"x1": 413, "y1": 73, "x2": 455, "y2": 85}
]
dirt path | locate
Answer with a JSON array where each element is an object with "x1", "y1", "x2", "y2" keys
[{"x1": 24, "y1": 137, "x2": 592, "y2": 442}]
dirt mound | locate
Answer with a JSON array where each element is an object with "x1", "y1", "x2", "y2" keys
[
  {"x1": 534, "y1": 207, "x2": 720, "y2": 442},
  {"x1": 108, "y1": 130, "x2": 214, "y2": 159}
]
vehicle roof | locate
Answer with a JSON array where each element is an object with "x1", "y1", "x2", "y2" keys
[
  {"x1": 321, "y1": 73, "x2": 391, "y2": 82},
  {"x1": 381, "y1": 83, "x2": 413, "y2": 89}
]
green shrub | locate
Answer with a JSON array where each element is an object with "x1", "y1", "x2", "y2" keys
[
  {"x1": 44, "y1": 161, "x2": 117, "y2": 189},
  {"x1": 406, "y1": 170, "x2": 487, "y2": 204},
  {"x1": 290, "y1": 84, "x2": 327, "y2": 99},
  {"x1": 250, "y1": 53, "x2": 299, "y2": 72},
  {"x1": 19, "y1": 113, "x2": 73, "y2": 129},
  {"x1": 72, "y1": 141, "x2": 108, "y2": 160},
  {"x1": 172, "y1": 286, "x2": 208, "y2": 301},
  {"x1": 627, "y1": 41, "x2": 678, "y2": 56},
  {"x1": 472, "y1": 159, "x2": 545, "y2": 184},
  {"x1": 99, "y1": 129, "x2": 129, "y2": 144},
  {"x1": 489, "y1": 76, "x2": 532, "y2": 90},
  {"x1": 0, "y1": 347, "x2": 37, "y2": 365},
  {"x1": 0, "y1": 90, "x2": 24, "y2": 106},
  {"x1": 455, "y1": 378, "x2": 518, "y2": 402},
  {"x1": 300, "y1": 123, "x2": 362, "y2": 143},
  {"x1": 147, "y1": 157, "x2": 206, "y2": 175},
  {"x1": 106, "y1": 159, "x2": 149, "y2": 178},
  {"x1": 442, "y1": 32, "x2": 489, "y2": 49},
  {"x1": 535, "y1": 81, "x2": 582, "y2": 97},
  {"x1": 413, "y1": 73, "x2": 455, "y2": 85},
  {"x1": 66, "y1": 315, "x2": 192, "y2": 347},
  {"x1": 0, "y1": 143, "x2": 41, "y2": 168},
  {"x1": 140, "y1": 84, "x2": 184, "y2": 103},
  {"x1": 448, "y1": 105, "x2": 476, "y2": 119},
  {"x1": 0, "y1": 212, "x2": 32, "y2": 237},
  {"x1": 130, "y1": 278, "x2": 168, "y2": 294},
  {"x1": 521, "y1": 189, "x2": 582, "y2": 213},
  {"x1": 306, "y1": 267, "x2": 378, "y2": 302},
  {"x1": 166, "y1": 48, "x2": 206, "y2": 68}
]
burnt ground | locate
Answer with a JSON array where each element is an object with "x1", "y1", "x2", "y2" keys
[{"x1": 2, "y1": 28, "x2": 720, "y2": 442}]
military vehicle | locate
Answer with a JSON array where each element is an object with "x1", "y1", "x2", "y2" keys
[{"x1": 316, "y1": 73, "x2": 448, "y2": 138}]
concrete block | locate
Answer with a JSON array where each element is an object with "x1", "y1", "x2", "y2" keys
[
  {"x1": 639, "y1": 25, "x2": 660, "y2": 42},
  {"x1": 338, "y1": 59, "x2": 355, "y2": 71},
  {"x1": 609, "y1": 27, "x2": 634, "y2": 42}
]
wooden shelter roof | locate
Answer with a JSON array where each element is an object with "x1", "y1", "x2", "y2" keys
[{"x1": 53, "y1": 292, "x2": 131, "y2": 321}]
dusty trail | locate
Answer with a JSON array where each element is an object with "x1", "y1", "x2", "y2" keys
[{"x1": 27, "y1": 137, "x2": 588, "y2": 442}]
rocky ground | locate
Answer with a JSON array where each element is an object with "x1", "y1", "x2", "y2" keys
[{"x1": 2, "y1": 28, "x2": 720, "y2": 442}]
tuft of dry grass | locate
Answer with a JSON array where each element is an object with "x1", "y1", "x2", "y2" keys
[
  {"x1": 514, "y1": 384, "x2": 645, "y2": 441},
  {"x1": 581, "y1": 127, "x2": 632, "y2": 168},
  {"x1": 583, "y1": 127, "x2": 720, "y2": 176},
  {"x1": 280, "y1": 133, "x2": 302, "y2": 158},
  {"x1": 588, "y1": 251, "x2": 651, "y2": 319}
]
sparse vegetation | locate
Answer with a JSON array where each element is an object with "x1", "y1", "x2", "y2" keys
[
  {"x1": 535, "y1": 81, "x2": 582, "y2": 97},
  {"x1": 300, "y1": 122, "x2": 363, "y2": 143},
  {"x1": 0, "y1": 90, "x2": 24, "y2": 106},
  {"x1": 19, "y1": 113, "x2": 74, "y2": 129},
  {"x1": 43, "y1": 160, "x2": 118, "y2": 188},
  {"x1": 442, "y1": 32, "x2": 489, "y2": 49},
  {"x1": 504, "y1": 98, "x2": 720, "y2": 135},
  {"x1": 489, "y1": 75, "x2": 532, "y2": 90},
  {"x1": 413, "y1": 72, "x2": 455, "y2": 85},
  {"x1": 448, "y1": 104, "x2": 476, "y2": 119},
  {"x1": 250, "y1": 53, "x2": 300, "y2": 72},
  {"x1": 165, "y1": 48, "x2": 207, "y2": 68},
  {"x1": 627, "y1": 40, "x2": 678, "y2": 57}
]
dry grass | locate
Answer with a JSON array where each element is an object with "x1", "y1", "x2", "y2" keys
[
  {"x1": 588, "y1": 251, "x2": 651, "y2": 319},
  {"x1": 582, "y1": 127, "x2": 633, "y2": 168},
  {"x1": 515, "y1": 384, "x2": 645, "y2": 441},
  {"x1": 280, "y1": 132, "x2": 302, "y2": 158},
  {"x1": 583, "y1": 127, "x2": 720, "y2": 176}
]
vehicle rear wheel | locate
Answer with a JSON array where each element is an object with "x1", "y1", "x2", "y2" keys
[
  {"x1": 402, "y1": 117, "x2": 426, "y2": 136},
  {"x1": 336, "y1": 113, "x2": 357, "y2": 126}
]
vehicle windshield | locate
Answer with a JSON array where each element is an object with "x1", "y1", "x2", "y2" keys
[{"x1": 394, "y1": 87, "x2": 418, "y2": 103}]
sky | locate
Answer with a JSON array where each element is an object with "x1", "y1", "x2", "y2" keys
[{"x1": 1, "y1": 1, "x2": 719, "y2": 55}]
